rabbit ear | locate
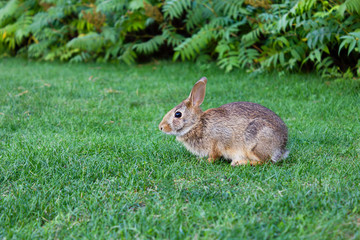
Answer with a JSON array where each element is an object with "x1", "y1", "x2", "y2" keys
[{"x1": 189, "y1": 77, "x2": 207, "y2": 107}]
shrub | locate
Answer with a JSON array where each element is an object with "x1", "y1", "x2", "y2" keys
[{"x1": 0, "y1": 0, "x2": 359, "y2": 78}]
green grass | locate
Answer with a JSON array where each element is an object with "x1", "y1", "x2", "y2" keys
[{"x1": 0, "y1": 58, "x2": 360, "y2": 239}]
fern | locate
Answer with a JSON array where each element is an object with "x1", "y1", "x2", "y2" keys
[
  {"x1": 290, "y1": 43, "x2": 307, "y2": 62},
  {"x1": 0, "y1": 0, "x2": 20, "y2": 27},
  {"x1": 118, "y1": 12, "x2": 147, "y2": 33},
  {"x1": 290, "y1": 0, "x2": 317, "y2": 15},
  {"x1": 238, "y1": 47, "x2": 259, "y2": 68},
  {"x1": 215, "y1": 40, "x2": 232, "y2": 59},
  {"x1": 214, "y1": 0, "x2": 248, "y2": 19},
  {"x1": 314, "y1": 56, "x2": 335, "y2": 78},
  {"x1": 28, "y1": 40, "x2": 52, "y2": 58},
  {"x1": 101, "y1": 26, "x2": 118, "y2": 44},
  {"x1": 29, "y1": 12, "x2": 56, "y2": 33},
  {"x1": 241, "y1": 28, "x2": 262, "y2": 46},
  {"x1": 104, "y1": 39, "x2": 124, "y2": 60},
  {"x1": 66, "y1": 32, "x2": 105, "y2": 52},
  {"x1": 14, "y1": 15, "x2": 32, "y2": 42},
  {"x1": 174, "y1": 24, "x2": 215, "y2": 61},
  {"x1": 217, "y1": 50, "x2": 239, "y2": 72},
  {"x1": 69, "y1": 52, "x2": 92, "y2": 63},
  {"x1": 344, "y1": 0, "x2": 360, "y2": 15},
  {"x1": 261, "y1": 49, "x2": 288, "y2": 69},
  {"x1": 129, "y1": 0, "x2": 145, "y2": 11},
  {"x1": 96, "y1": 0, "x2": 128, "y2": 13},
  {"x1": 118, "y1": 44, "x2": 137, "y2": 64},
  {"x1": 217, "y1": 43, "x2": 260, "y2": 71},
  {"x1": 207, "y1": 16, "x2": 233, "y2": 29},
  {"x1": 185, "y1": 6, "x2": 210, "y2": 31},
  {"x1": 133, "y1": 35, "x2": 165, "y2": 54},
  {"x1": 0, "y1": 15, "x2": 32, "y2": 49},
  {"x1": 0, "y1": 0, "x2": 359, "y2": 77},
  {"x1": 163, "y1": 0, "x2": 192, "y2": 19},
  {"x1": 339, "y1": 32, "x2": 360, "y2": 55},
  {"x1": 162, "y1": 25, "x2": 185, "y2": 47},
  {"x1": 306, "y1": 27, "x2": 332, "y2": 49}
]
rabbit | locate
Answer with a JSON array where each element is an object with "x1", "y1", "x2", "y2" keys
[{"x1": 158, "y1": 77, "x2": 289, "y2": 166}]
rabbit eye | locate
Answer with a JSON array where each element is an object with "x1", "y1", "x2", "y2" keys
[{"x1": 175, "y1": 112, "x2": 182, "y2": 118}]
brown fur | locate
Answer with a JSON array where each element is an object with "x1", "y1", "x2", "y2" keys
[{"x1": 159, "y1": 77, "x2": 289, "y2": 166}]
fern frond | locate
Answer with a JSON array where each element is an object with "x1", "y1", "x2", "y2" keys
[
  {"x1": 314, "y1": 56, "x2": 334, "y2": 78},
  {"x1": 238, "y1": 47, "x2": 260, "y2": 68},
  {"x1": 306, "y1": 27, "x2": 332, "y2": 49},
  {"x1": 13, "y1": 14, "x2": 32, "y2": 43},
  {"x1": 215, "y1": 40, "x2": 232, "y2": 59},
  {"x1": 0, "y1": 0, "x2": 20, "y2": 28},
  {"x1": 31, "y1": 27, "x2": 61, "y2": 41},
  {"x1": 339, "y1": 32, "x2": 360, "y2": 55},
  {"x1": 260, "y1": 49, "x2": 285, "y2": 68},
  {"x1": 133, "y1": 35, "x2": 165, "y2": 54},
  {"x1": 217, "y1": 19, "x2": 246, "y2": 40},
  {"x1": 66, "y1": 32, "x2": 104, "y2": 52},
  {"x1": 290, "y1": 0, "x2": 317, "y2": 15},
  {"x1": 129, "y1": 0, "x2": 144, "y2": 11},
  {"x1": 29, "y1": 8, "x2": 65, "y2": 33},
  {"x1": 60, "y1": 48, "x2": 80, "y2": 61},
  {"x1": 69, "y1": 52, "x2": 92, "y2": 63},
  {"x1": 290, "y1": 43, "x2": 307, "y2": 62},
  {"x1": 217, "y1": 50, "x2": 239, "y2": 72},
  {"x1": 162, "y1": 25, "x2": 185, "y2": 47},
  {"x1": 41, "y1": 45, "x2": 76, "y2": 61},
  {"x1": 214, "y1": 0, "x2": 248, "y2": 19},
  {"x1": 96, "y1": 0, "x2": 127, "y2": 13},
  {"x1": 56, "y1": 3, "x2": 78, "y2": 16},
  {"x1": 174, "y1": 25, "x2": 215, "y2": 61},
  {"x1": 241, "y1": 28, "x2": 262, "y2": 46},
  {"x1": 28, "y1": 40, "x2": 52, "y2": 58},
  {"x1": 271, "y1": 1, "x2": 294, "y2": 16},
  {"x1": 258, "y1": 12, "x2": 278, "y2": 23},
  {"x1": 216, "y1": 43, "x2": 259, "y2": 71},
  {"x1": 101, "y1": 26, "x2": 118, "y2": 43},
  {"x1": 163, "y1": 0, "x2": 191, "y2": 19},
  {"x1": 118, "y1": 44, "x2": 137, "y2": 65},
  {"x1": 208, "y1": 16, "x2": 233, "y2": 28},
  {"x1": 185, "y1": 6, "x2": 211, "y2": 31},
  {"x1": 344, "y1": 0, "x2": 360, "y2": 15}
]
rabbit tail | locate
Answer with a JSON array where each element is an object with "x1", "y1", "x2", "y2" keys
[{"x1": 271, "y1": 149, "x2": 290, "y2": 163}]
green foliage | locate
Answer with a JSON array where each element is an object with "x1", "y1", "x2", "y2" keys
[
  {"x1": 163, "y1": 0, "x2": 191, "y2": 19},
  {"x1": 133, "y1": 35, "x2": 164, "y2": 54},
  {"x1": 0, "y1": 0, "x2": 360, "y2": 78},
  {"x1": 339, "y1": 32, "x2": 360, "y2": 55},
  {"x1": 344, "y1": 0, "x2": 360, "y2": 15}
]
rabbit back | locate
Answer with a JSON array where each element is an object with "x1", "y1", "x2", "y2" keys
[{"x1": 179, "y1": 101, "x2": 288, "y2": 164}]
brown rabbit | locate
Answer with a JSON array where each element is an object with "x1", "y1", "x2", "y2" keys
[{"x1": 158, "y1": 77, "x2": 289, "y2": 166}]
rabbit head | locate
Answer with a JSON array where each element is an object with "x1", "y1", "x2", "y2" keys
[{"x1": 159, "y1": 77, "x2": 207, "y2": 136}]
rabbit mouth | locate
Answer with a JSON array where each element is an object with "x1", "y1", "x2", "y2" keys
[{"x1": 159, "y1": 122, "x2": 192, "y2": 136}]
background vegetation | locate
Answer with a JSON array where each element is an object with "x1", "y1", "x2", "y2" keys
[
  {"x1": 1, "y1": 1, "x2": 359, "y2": 238},
  {"x1": 0, "y1": 0, "x2": 360, "y2": 77},
  {"x1": 1, "y1": 58, "x2": 360, "y2": 239}
]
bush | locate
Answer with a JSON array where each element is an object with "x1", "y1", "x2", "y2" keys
[{"x1": 0, "y1": 0, "x2": 359, "y2": 78}]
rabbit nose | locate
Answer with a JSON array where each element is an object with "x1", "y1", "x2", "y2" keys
[{"x1": 159, "y1": 121, "x2": 170, "y2": 132}]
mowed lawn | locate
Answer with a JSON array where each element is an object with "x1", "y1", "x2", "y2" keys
[{"x1": 0, "y1": 58, "x2": 359, "y2": 239}]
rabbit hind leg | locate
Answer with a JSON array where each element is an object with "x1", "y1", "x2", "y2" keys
[{"x1": 207, "y1": 142, "x2": 222, "y2": 163}]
